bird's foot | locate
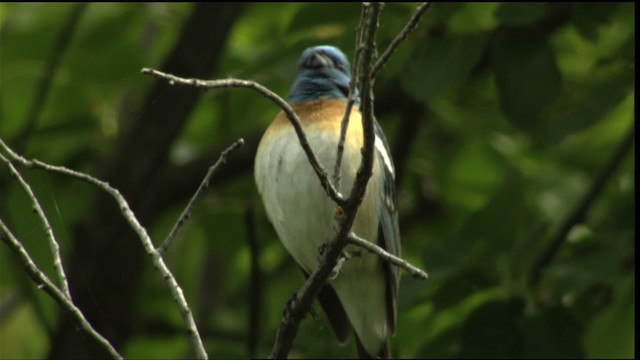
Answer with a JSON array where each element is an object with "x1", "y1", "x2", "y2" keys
[
  {"x1": 328, "y1": 249, "x2": 362, "y2": 279},
  {"x1": 329, "y1": 256, "x2": 345, "y2": 279}
]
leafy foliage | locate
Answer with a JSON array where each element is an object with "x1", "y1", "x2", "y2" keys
[{"x1": 0, "y1": 3, "x2": 634, "y2": 359}]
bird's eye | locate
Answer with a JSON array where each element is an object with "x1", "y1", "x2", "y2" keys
[
  {"x1": 334, "y1": 60, "x2": 347, "y2": 73},
  {"x1": 337, "y1": 83, "x2": 349, "y2": 97},
  {"x1": 325, "y1": 55, "x2": 348, "y2": 74}
]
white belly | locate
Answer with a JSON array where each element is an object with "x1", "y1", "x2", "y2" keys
[
  {"x1": 255, "y1": 122, "x2": 380, "y2": 272},
  {"x1": 254, "y1": 120, "x2": 389, "y2": 354}
]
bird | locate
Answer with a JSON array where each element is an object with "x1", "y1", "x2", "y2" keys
[{"x1": 254, "y1": 45, "x2": 400, "y2": 358}]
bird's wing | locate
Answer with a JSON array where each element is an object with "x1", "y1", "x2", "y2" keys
[{"x1": 374, "y1": 119, "x2": 401, "y2": 334}]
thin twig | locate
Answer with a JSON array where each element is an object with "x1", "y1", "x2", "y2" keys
[
  {"x1": 13, "y1": 3, "x2": 88, "y2": 152},
  {"x1": 269, "y1": 3, "x2": 385, "y2": 358},
  {"x1": 347, "y1": 1, "x2": 382, "y2": 212},
  {"x1": 245, "y1": 204, "x2": 261, "y2": 358},
  {"x1": 371, "y1": 2, "x2": 431, "y2": 79},
  {"x1": 333, "y1": 5, "x2": 368, "y2": 191},
  {"x1": 0, "y1": 138, "x2": 209, "y2": 360},
  {"x1": 140, "y1": 68, "x2": 346, "y2": 208},
  {"x1": 0, "y1": 153, "x2": 72, "y2": 300},
  {"x1": 347, "y1": 233, "x2": 428, "y2": 279},
  {"x1": 0, "y1": 220, "x2": 123, "y2": 360},
  {"x1": 157, "y1": 138, "x2": 245, "y2": 255},
  {"x1": 529, "y1": 123, "x2": 635, "y2": 286}
]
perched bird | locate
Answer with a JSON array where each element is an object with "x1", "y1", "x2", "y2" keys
[{"x1": 255, "y1": 45, "x2": 400, "y2": 358}]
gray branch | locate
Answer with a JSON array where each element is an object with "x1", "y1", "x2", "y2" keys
[
  {"x1": 138, "y1": 3, "x2": 432, "y2": 357},
  {"x1": 0, "y1": 138, "x2": 208, "y2": 360},
  {"x1": 347, "y1": 233, "x2": 428, "y2": 280},
  {"x1": 270, "y1": 3, "x2": 386, "y2": 358},
  {"x1": 140, "y1": 68, "x2": 347, "y2": 208},
  {"x1": 371, "y1": 2, "x2": 431, "y2": 79},
  {"x1": 0, "y1": 152, "x2": 71, "y2": 300},
  {"x1": 0, "y1": 220, "x2": 123, "y2": 360},
  {"x1": 157, "y1": 138, "x2": 245, "y2": 255}
]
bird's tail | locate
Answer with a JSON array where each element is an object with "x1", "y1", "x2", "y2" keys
[{"x1": 355, "y1": 335, "x2": 391, "y2": 359}]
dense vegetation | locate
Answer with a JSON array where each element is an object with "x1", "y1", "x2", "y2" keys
[{"x1": 0, "y1": 3, "x2": 634, "y2": 358}]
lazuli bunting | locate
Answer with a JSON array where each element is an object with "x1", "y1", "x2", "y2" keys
[{"x1": 255, "y1": 45, "x2": 400, "y2": 358}]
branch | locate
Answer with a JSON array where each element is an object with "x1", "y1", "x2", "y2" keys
[
  {"x1": 140, "y1": 68, "x2": 347, "y2": 208},
  {"x1": 0, "y1": 153, "x2": 71, "y2": 299},
  {"x1": 157, "y1": 138, "x2": 245, "y2": 255},
  {"x1": 529, "y1": 123, "x2": 635, "y2": 286},
  {"x1": 12, "y1": 3, "x2": 88, "y2": 152},
  {"x1": 371, "y1": 2, "x2": 431, "y2": 79},
  {"x1": 333, "y1": 5, "x2": 368, "y2": 191},
  {"x1": 347, "y1": 1, "x2": 382, "y2": 211},
  {"x1": 269, "y1": 3, "x2": 385, "y2": 358},
  {"x1": 347, "y1": 233, "x2": 428, "y2": 279},
  {"x1": 0, "y1": 138, "x2": 208, "y2": 360},
  {"x1": 139, "y1": 3, "x2": 432, "y2": 357},
  {"x1": 245, "y1": 204, "x2": 262, "y2": 358},
  {"x1": 0, "y1": 220, "x2": 123, "y2": 360}
]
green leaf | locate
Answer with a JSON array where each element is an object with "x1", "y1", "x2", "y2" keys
[
  {"x1": 437, "y1": 138, "x2": 504, "y2": 212},
  {"x1": 287, "y1": 3, "x2": 360, "y2": 33},
  {"x1": 584, "y1": 276, "x2": 635, "y2": 358},
  {"x1": 493, "y1": 28, "x2": 562, "y2": 131},
  {"x1": 460, "y1": 298, "x2": 525, "y2": 358},
  {"x1": 546, "y1": 62, "x2": 634, "y2": 143},
  {"x1": 494, "y1": 2, "x2": 548, "y2": 26},
  {"x1": 460, "y1": 171, "x2": 529, "y2": 252},
  {"x1": 430, "y1": 268, "x2": 494, "y2": 311},
  {"x1": 415, "y1": 288, "x2": 507, "y2": 358},
  {"x1": 402, "y1": 34, "x2": 484, "y2": 102},
  {"x1": 448, "y1": 3, "x2": 499, "y2": 33},
  {"x1": 425, "y1": 2, "x2": 465, "y2": 26},
  {"x1": 521, "y1": 305, "x2": 584, "y2": 357},
  {"x1": 572, "y1": 3, "x2": 619, "y2": 42}
]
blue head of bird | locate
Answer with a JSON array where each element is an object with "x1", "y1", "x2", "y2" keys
[{"x1": 287, "y1": 45, "x2": 356, "y2": 103}]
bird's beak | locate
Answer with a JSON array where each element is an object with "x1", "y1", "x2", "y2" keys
[{"x1": 304, "y1": 51, "x2": 332, "y2": 68}]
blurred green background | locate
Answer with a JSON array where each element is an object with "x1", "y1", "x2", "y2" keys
[{"x1": 0, "y1": 3, "x2": 634, "y2": 359}]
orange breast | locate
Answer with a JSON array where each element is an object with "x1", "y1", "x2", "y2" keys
[{"x1": 264, "y1": 98, "x2": 363, "y2": 141}]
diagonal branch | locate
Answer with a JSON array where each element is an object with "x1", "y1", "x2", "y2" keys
[
  {"x1": 529, "y1": 123, "x2": 635, "y2": 287},
  {"x1": 141, "y1": 3, "x2": 432, "y2": 358},
  {"x1": 0, "y1": 220, "x2": 122, "y2": 360},
  {"x1": 245, "y1": 204, "x2": 262, "y2": 358},
  {"x1": 12, "y1": 3, "x2": 88, "y2": 152},
  {"x1": 333, "y1": 5, "x2": 369, "y2": 191},
  {"x1": 0, "y1": 152, "x2": 71, "y2": 300},
  {"x1": 347, "y1": 233, "x2": 428, "y2": 279},
  {"x1": 157, "y1": 138, "x2": 245, "y2": 255},
  {"x1": 371, "y1": 2, "x2": 431, "y2": 79},
  {"x1": 0, "y1": 138, "x2": 208, "y2": 360},
  {"x1": 140, "y1": 68, "x2": 347, "y2": 208},
  {"x1": 269, "y1": 3, "x2": 385, "y2": 358},
  {"x1": 347, "y1": 1, "x2": 382, "y2": 211}
]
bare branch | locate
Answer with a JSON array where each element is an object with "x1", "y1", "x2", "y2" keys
[
  {"x1": 269, "y1": 3, "x2": 385, "y2": 358},
  {"x1": 244, "y1": 204, "x2": 262, "y2": 358},
  {"x1": 529, "y1": 123, "x2": 635, "y2": 287},
  {"x1": 347, "y1": 233, "x2": 428, "y2": 280},
  {"x1": 371, "y1": 2, "x2": 431, "y2": 79},
  {"x1": 0, "y1": 220, "x2": 123, "y2": 360},
  {"x1": 0, "y1": 153, "x2": 71, "y2": 299},
  {"x1": 12, "y1": 3, "x2": 88, "y2": 152},
  {"x1": 333, "y1": 5, "x2": 368, "y2": 191},
  {"x1": 140, "y1": 3, "x2": 432, "y2": 358},
  {"x1": 347, "y1": 1, "x2": 382, "y2": 211},
  {"x1": 0, "y1": 138, "x2": 208, "y2": 360},
  {"x1": 157, "y1": 138, "x2": 245, "y2": 255},
  {"x1": 140, "y1": 68, "x2": 347, "y2": 208}
]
